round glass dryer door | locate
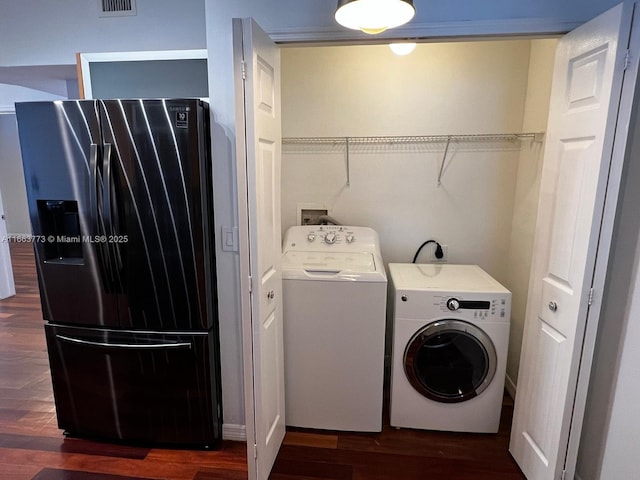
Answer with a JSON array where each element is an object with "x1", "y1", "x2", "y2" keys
[{"x1": 403, "y1": 319, "x2": 497, "y2": 403}]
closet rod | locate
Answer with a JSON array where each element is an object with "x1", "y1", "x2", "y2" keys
[{"x1": 282, "y1": 132, "x2": 544, "y2": 145}]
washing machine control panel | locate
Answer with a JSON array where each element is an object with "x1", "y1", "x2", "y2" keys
[
  {"x1": 297, "y1": 227, "x2": 352, "y2": 245},
  {"x1": 284, "y1": 225, "x2": 380, "y2": 251},
  {"x1": 324, "y1": 232, "x2": 337, "y2": 244}
]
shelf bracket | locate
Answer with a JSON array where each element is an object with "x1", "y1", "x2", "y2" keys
[
  {"x1": 437, "y1": 136, "x2": 452, "y2": 187},
  {"x1": 345, "y1": 136, "x2": 351, "y2": 187}
]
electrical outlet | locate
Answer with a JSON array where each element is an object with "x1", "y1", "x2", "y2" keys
[
  {"x1": 434, "y1": 244, "x2": 448, "y2": 262},
  {"x1": 300, "y1": 208, "x2": 328, "y2": 225}
]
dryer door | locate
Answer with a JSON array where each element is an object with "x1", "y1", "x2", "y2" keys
[{"x1": 404, "y1": 319, "x2": 497, "y2": 403}]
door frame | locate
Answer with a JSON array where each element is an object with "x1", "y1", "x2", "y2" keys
[
  {"x1": 232, "y1": 17, "x2": 258, "y2": 477},
  {"x1": 232, "y1": 1, "x2": 639, "y2": 477}
]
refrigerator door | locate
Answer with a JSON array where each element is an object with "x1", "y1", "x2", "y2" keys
[
  {"x1": 45, "y1": 323, "x2": 221, "y2": 446},
  {"x1": 15, "y1": 101, "x2": 119, "y2": 327},
  {"x1": 99, "y1": 99, "x2": 214, "y2": 331}
]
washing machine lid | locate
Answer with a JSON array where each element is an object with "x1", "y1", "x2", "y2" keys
[
  {"x1": 282, "y1": 251, "x2": 385, "y2": 281},
  {"x1": 389, "y1": 263, "x2": 509, "y2": 293}
]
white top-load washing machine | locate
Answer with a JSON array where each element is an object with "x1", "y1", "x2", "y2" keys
[
  {"x1": 282, "y1": 225, "x2": 387, "y2": 432},
  {"x1": 389, "y1": 263, "x2": 511, "y2": 433}
]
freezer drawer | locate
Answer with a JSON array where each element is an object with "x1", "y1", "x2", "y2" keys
[{"x1": 45, "y1": 324, "x2": 221, "y2": 447}]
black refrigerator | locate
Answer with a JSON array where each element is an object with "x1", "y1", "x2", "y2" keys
[{"x1": 15, "y1": 99, "x2": 222, "y2": 448}]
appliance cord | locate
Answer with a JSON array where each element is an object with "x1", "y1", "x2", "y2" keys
[{"x1": 412, "y1": 239, "x2": 444, "y2": 263}]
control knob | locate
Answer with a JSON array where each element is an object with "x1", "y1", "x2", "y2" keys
[
  {"x1": 446, "y1": 298, "x2": 460, "y2": 311},
  {"x1": 324, "y1": 232, "x2": 337, "y2": 244},
  {"x1": 307, "y1": 233, "x2": 316, "y2": 242},
  {"x1": 345, "y1": 233, "x2": 354, "y2": 243}
]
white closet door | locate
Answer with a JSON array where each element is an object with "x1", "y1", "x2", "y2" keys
[
  {"x1": 234, "y1": 17, "x2": 285, "y2": 480},
  {"x1": 510, "y1": 3, "x2": 635, "y2": 480}
]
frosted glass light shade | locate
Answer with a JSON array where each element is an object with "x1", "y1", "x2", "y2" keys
[
  {"x1": 389, "y1": 42, "x2": 417, "y2": 55},
  {"x1": 335, "y1": 0, "x2": 416, "y2": 35}
]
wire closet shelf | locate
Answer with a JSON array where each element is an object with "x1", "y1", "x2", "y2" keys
[
  {"x1": 281, "y1": 132, "x2": 545, "y2": 187},
  {"x1": 282, "y1": 132, "x2": 543, "y2": 145}
]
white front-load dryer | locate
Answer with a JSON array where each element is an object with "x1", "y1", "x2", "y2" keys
[
  {"x1": 282, "y1": 226, "x2": 387, "y2": 432},
  {"x1": 389, "y1": 263, "x2": 511, "y2": 433}
]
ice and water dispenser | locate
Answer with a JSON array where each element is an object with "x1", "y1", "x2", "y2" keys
[{"x1": 37, "y1": 200, "x2": 83, "y2": 263}]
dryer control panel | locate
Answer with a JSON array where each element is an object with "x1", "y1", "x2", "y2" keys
[
  {"x1": 394, "y1": 290, "x2": 511, "y2": 323},
  {"x1": 388, "y1": 263, "x2": 512, "y2": 323},
  {"x1": 438, "y1": 295, "x2": 509, "y2": 320}
]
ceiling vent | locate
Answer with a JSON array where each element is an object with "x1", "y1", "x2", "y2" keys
[{"x1": 98, "y1": 0, "x2": 137, "y2": 17}]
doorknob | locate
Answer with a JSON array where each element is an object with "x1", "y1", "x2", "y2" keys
[
  {"x1": 548, "y1": 301, "x2": 558, "y2": 312},
  {"x1": 267, "y1": 290, "x2": 275, "y2": 300}
]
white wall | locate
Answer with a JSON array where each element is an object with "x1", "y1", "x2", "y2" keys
[
  {"x1": 598, "y1": 245, "x2": 640, "y2": 478},
  {"x1": 0, "y1": 83, "x2": 67, "y2": 111},
  {"x1": 575, "y1": 76, "x2": 640, "y2": 480},
  {"x1": 0, "y1": 115, "x2": 30, "y2": 234},
  {"x1": 504, "y1": 38, "x2": 557, "y2": 392},
  {"x1": 280, "y1": 41, "x2": 531, "y2": 284},
  {"x1": 0, "y1": 0, "x2": 206, "y2": 67}
]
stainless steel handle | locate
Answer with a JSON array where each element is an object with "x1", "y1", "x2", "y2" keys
[
  {"x1": 89, "y1": 143, "x2": 99, "y2": 234},
  {"x1": 548, "y1": 301, "x2": 558, "y2": 312},
  {"x1": 102, "y1": 143, "x2": 113, "y2": 235},
  {"x1": 267, "y1": 290, "x2": 275, "y2": 300},
  {"x1": 56, "y1": 334, "x2": 192, "y2": 350}
]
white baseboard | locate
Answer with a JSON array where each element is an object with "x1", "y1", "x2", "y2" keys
[
  {"x1": 222, "y1": 423, "x2": 246, "y2": 442},
  {"x1": 505, "y1": 373, "x2": 517, "y2": 400}
]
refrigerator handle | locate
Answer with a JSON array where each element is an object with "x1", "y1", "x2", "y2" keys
[
  {"x1": 102, "y1": 143, "x2": 123, "y2": 273},
  {"x1": 102, "y1": 143, "x2": 113, "y2": 236},
  {"x1": 56, "y1": 334, "x2": 192, "y2": 351},
  {"x1": 89, "y1": 143, "x2": 100, "y2": 235},
  {"x1": 92, "y1": 143, "x2": 116, "y2": 291},
  {"x1": 91, "y1": 143, "x2": 115, "y2": 290}
]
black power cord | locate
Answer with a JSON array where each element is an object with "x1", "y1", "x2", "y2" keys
[{"x1": 412, "y1": 239, "x2": 444, "y2": 263}]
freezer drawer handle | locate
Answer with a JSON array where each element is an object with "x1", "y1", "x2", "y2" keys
[{"x1": 56, "y1": 334, "x2": 192, "y2": 350}]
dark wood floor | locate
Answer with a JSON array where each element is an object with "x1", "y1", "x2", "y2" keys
[{"x1": 0, "y1": 243, "x2": 525, "y2": 479}]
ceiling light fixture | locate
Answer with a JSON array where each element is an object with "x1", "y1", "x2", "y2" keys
[
  {"x1": 335, "y1": 0, "x2": 416, "y2": 35},
  {"x1": 389, "y1": 42, "x2": 417, "y2": 55}
]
